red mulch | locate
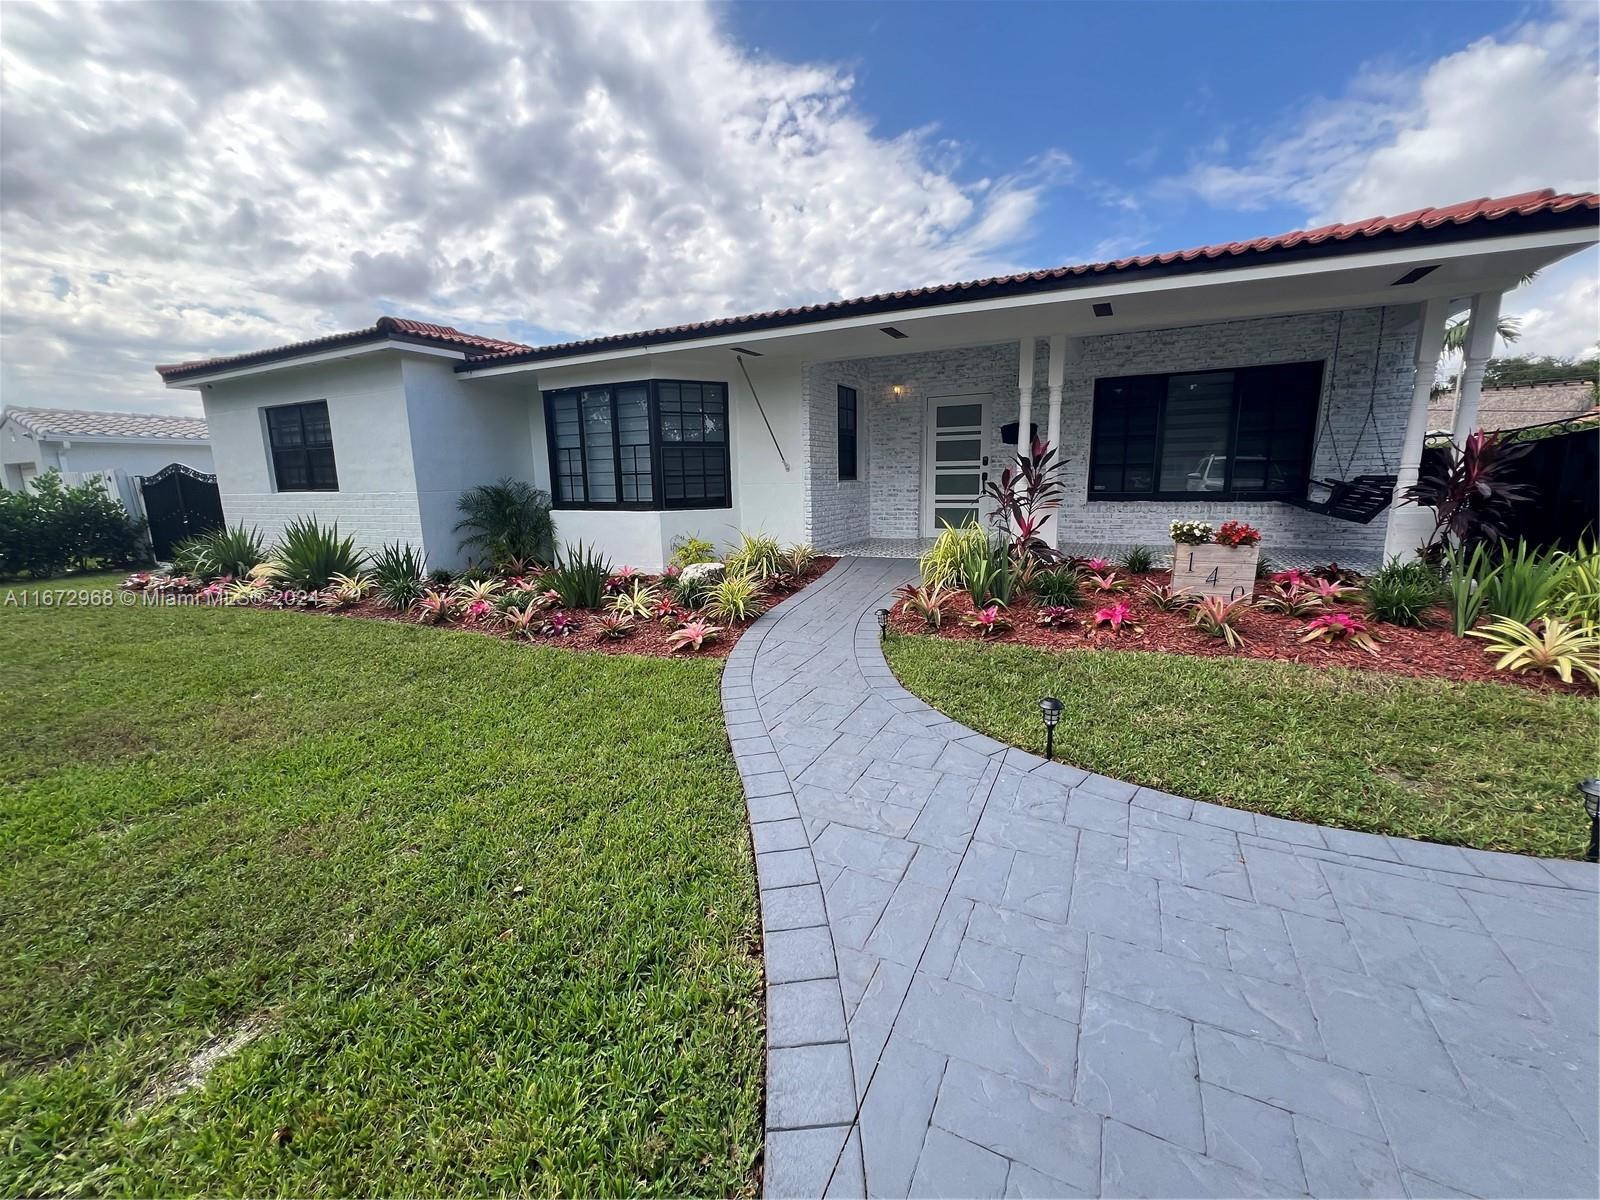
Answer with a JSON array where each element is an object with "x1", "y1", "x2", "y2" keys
[
  {"x1": 285, "y1": 558, "x2": 838, "y2": 659},
  {"x1": 892, "y1": 571, "x2": 1597, "y2": 697}
]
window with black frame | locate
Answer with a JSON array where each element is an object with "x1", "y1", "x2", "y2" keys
[
  {"x1": 1088, "y1": 361, "x2": 1323, "y2": 501},
  {"x1": 265, "y1": 400, "x2": 338, "y2": 491},
  {"x1": 543, "y1": 380, "x2": 730, "y2": 510},
  {"x1": 837, "y1": 385, "x2": 858, "y2": 480}
]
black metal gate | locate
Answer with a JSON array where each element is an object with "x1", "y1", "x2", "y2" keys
[{"x1": 139, "y1": 463, "x2": 224, "y2": 560}]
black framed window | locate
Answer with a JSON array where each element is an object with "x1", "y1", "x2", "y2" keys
[
  {"x1": 837, "y1": 385, "x2": 858, "y2": 480},
  {"x1": 1088, "y1": 361, "x2": 1323, "y2": 501},
  {"x1": 265, "y1": 400, "x2": 338, "y2": 491},
  {"x1": 543, "y1": 379, "x2": 730, "y2": 510}
]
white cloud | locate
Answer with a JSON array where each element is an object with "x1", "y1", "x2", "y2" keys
[
  {"x1": 1503, "y1": 249, "x2": 1600, "y2": 360},
  {"x1": 1171, "y1": 7, "x2": 1599, "y2": 224},
  {"x1": 0, "y1": 1, "x2": 1063, "y2": 414}
]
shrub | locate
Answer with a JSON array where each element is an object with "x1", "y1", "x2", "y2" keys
[
  {"x1": 426, "y1": 567, "x2": 455, "y2": 586},
  {"x1": 1214, "y1": 520, "x2": 1262, "y2": 548},
  {"x1": 981, "y1": 439, "x2": 1065, "y2": 568},
  {"x1": 962, "y1": 604, "x2": 1012, "y2": 637},
  {"x1": 1032, "y1": 567, "x2": 1082, "y2": 608},
  {"x1": 1442, "y1": 541, "x2": 1498, "y2": 636},
  {"x1": 726, "y1": 531, "x2": 785, "y2": 580},
  {"x1": 1119, "y1": 545, "x2": 1156, "y2": 574},
  {"x1": 0, "y1": 469, "x2": 149, "y2": 578},
  {"x1": 1468, "y1": 617, "x2": 1600, "y2": 686},
  {"x1": 1362, "y1": 558, "x2": 1441, "y2": 627},
  {"x1": 919, "y1": 521, "x2": 988, "y2": 589},
  {"x1": 896, "y1": 582, "x2": 950, "y2": 629},
  {"x1": 667, "y1": 619, "x2": 722, "y2": 652},
  {"x1": 1482, "y1": 541, "x2": 1564, "y2": 625},
  {"x1": 705, "y1": 571, "x2": 768, "y2": 622},
  {"x1": 371, "y1": 542, "x2": 427, "y2": 611},
  {"x1": 669, "y1": 534, "x2": 718, "y2": 568},
  {"x1": 1300, "y1": 612, "x2": 1380, "y2": 655},
  {"x1": 608, "y1": 580, "x2": 661, "y2": 619},
  {"x1": 264, "y1": 516, "x2": 366, "y2": 591},
  {"x1": 1190, "y1": 596, "x2": 1250, "y2": 648},
  {"x1": 172, "y1": 524, "x2": 265, "y2": 581},
  {"x1": 1142, "y1": 582, "x2": 1197, "y2": 612},
  {"x1": 1405, "y1": 430, "x2": 1534, "y2": 552},
  {"x1": 959, "y1": 535, "x2": 1015, "y2": 608},
  {"x1": 1170, "y1": 520, "x2": 1213, "y2": 546},
  {"x1": 547, "y1": 542, "x2": 612, "y2": 609},
  {"x1": 453, "y1": 479, "x2": 555, "y2": 568}
]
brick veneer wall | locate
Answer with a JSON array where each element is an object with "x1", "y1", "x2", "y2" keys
[
  {"x1": 803, "y1": 306, "x2": 1418, "y2": 561},
  {"x1": 801, "y1": 360, "x2": 874, "y2": 547}
]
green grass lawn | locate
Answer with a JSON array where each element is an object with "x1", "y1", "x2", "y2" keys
[
  {"x1": 886, "y1": 634, "x2": 1599, "y2": 858},
  {"x1": 0, "y1": 575, "x2": 761, "y2": 1196}
]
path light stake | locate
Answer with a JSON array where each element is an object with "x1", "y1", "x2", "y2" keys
[
  {"x1": 1039, "y1": 697, "x2": 1063, "y2": 761},
  {"x1": 876, "y1": 608, "x2": 890, "y2": 640},
  {"x1": 1581, "y1": 778, "x2": 1600, "y2": 863}
]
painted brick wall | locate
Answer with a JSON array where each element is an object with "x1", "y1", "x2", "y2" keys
[
  {"x1": 801, "y1": 360, "x2": 874, "y2": 546},
  {"x1": 805, "y1": 306, "x2": 1418, "y2": 561}
]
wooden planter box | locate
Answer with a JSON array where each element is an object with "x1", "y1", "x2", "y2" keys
[{"x1": 1171, "y1": 542, "x2": 1259, "y2": 601}]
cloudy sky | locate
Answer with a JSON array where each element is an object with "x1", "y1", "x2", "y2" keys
[{"x1": 1, "y1": 0, "x2": 1596, "y2": 417}]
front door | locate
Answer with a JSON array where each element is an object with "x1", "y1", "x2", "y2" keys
[{"x1": 922, "y1": 394, "x2": 991, "y2": 536}]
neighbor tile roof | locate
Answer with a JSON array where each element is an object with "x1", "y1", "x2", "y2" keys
[
  {"x1": 155, "y1": 314, "x2": 530, "y2": 382},
  {"x1": 462, "y1": 188, "x2": 1599, "y2": 368},
  {"x1": 4, "y1": 406, "x2": 209, "y2": 441}
]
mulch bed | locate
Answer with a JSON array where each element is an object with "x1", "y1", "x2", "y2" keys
[
  {"x1": 891, "y1": 570, "x2": 1597, "y2": 696},
  {"x1": 284, "y1": 557, "x2": 838, "y2": 659}
]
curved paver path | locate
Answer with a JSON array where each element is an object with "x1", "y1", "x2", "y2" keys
[{"x1": 723, "y1": 557, "x2": 1599, "y2": 1200}]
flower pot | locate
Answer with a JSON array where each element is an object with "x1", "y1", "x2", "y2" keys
[{"x1": 1172, "y1": 541, "x2": 1258, "y2": 601}]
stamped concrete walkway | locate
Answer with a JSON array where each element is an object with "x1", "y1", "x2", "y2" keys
[{"x1": 722, "y1": 557, "x2": 1599, "y2": 1200}]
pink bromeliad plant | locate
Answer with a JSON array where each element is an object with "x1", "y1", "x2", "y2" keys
[
  {"x1": 962, "y1": 604, "x2": 1012, "y2": 637},
  {"x1": 1035, "y1": 605, "x2": 1076, "y2": 628},
  {"x1": 1300, "y1": 611, "x2": 1380, "y2": 655},
  {"x1": 1093, "y1": 601, "x2": 1135, "y2": 632},
  {"x1": 1087, "y1": 571, "x2": 1125, "y2": 594}
]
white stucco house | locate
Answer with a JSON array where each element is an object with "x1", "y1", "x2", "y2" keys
[
  {"x1": 1, "y1": 406, "x2": 212, "y2": 492},
  {"x1": 157, "y1": 189, "x2": 1598, "y2": 572}
]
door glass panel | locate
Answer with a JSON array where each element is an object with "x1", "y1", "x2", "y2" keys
[
  {"x1": 936, "y1": 403, "x2": 983, "y2": 428},
  {"x1": 934, "y1": 506, "x2": 977, "y2": 528},
  {"x1": 935, "y1": 438, "x2": 981, "y2": 462},
  {"x1": 934, "y1": 472, "x2": 980, "y2": 496}
]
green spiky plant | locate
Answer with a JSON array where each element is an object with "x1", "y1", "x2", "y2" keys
[{"x1": 453, "y1": 479, "x2": 556, "y2": 569}]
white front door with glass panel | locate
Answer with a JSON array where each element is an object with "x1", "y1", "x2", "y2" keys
[{"x1": 922, "y1": 394, "x2": 991, "y2": 536}]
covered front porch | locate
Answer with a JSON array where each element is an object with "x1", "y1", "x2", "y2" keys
[{"x1": 802, "y1": 289, "x2": 1507, "y2": 575}]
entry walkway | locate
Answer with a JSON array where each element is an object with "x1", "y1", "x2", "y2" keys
[{"x1": 722, "y1": 557, "x2": 1598, "y2": 1199}]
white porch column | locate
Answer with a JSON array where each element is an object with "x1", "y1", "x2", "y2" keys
[
  {"x1": 1383, "y1": 296, "x2": 1450, "y2": 561},
  {"x1": 1045, "y1": 335, "x2": 1066, "y2": 458},
  {"x1": 1017, "y1": 337, "x2": 1036, "y2": 462},
  {"x1": 1452, "y1": 289, "x2": 1503, "y2": 443}
]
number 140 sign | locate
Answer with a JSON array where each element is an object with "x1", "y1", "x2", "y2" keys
[{"x1": 1170, "y1": 542, "x2": 1259, "y2": 602}]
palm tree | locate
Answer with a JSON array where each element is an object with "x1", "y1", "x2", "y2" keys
[
  {"x1": 1440, "y1": 313, "x2": 1523, "y2": 415},
  {"x1": 454, "y1": 479, "x2": 556, "y2": 568}
]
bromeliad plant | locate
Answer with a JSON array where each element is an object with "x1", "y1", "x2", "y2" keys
[
  {"x1": 1254, "y1": 582, "x2": 1326, "y2": 618},
  {"x1": 1404, "y1": 429, "x2": 1535, "y2": 553},
  {"x1": 896, "y1": 582, "x2": 951, "y2": 629},
  {"x1": 1093, "y1": 601, "x2": 1136, "y2": 633},
  {"x1": 597, "y1": 612, "x2": 636, "y2": 640},
  {"x1": 541, "y1": 609, "x2": 581, "y2": 637},
  {"x1": 667, "y1": 619, "x2": 722, "y2": 652},
  {"x1": 413, "y1": 589, "x2": 458, "y2": 624},
  {"x1": 1142, "y1": 581, "x2": 1197, "y2": 612},
  {"x1": 962, "y1": 604, "x2": 1012, "y2": 638},
  {"x1": 1468, "y1": 617, "x2": 1600, "y2": 686},
  {"x1": 1035, "y1": 605, "x2": 1076, "y2": 628},
  {"x1": 608, "y1": 580, "x2": 661, "y2": 620},
  {"x1": 1190, "y1": 596, "x2": 1250, "y2": 649},
  {"x1": 1087, "y1": 571, "x2": 1125, "y2": 594},
  {"x1": 1300, "y1": 611, "x2": 1380, "y2": 655},
  {"x1": 453, "y1": 578, "x2": 504, "y2": 608},
  {"x1": 499, "y1": 601, "x2": 543, "y2": 640}
]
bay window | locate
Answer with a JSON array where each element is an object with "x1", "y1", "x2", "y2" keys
[
  {"x1": 544, "y1": 379, "x2": 730, "y2": 510},
  {"x1": 1088, "y1": 361, "x2": 1323, "y2": 501}
]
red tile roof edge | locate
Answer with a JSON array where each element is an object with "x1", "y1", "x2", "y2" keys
[
  {"x1": 461, "y1": 188, "x2": 1597, "y2": 369},
  {"x1": 155, "y1": 315, "x2": 530, "y2": 381}
]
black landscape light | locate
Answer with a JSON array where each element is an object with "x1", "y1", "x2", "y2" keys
[
  {"x1": 1039, "y1": 696, "x2": 1064, "y2": 761},
  {"x1": 876, "y1": 608, "x2": 890, "y2": 639},
  {"x1": 1580, "y1": 778, "x2": 1600, "y2": 863}
]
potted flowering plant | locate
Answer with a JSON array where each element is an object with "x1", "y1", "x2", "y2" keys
[{"x1": 1170, "y1": 518, "x2": 1261, "y2": 600}]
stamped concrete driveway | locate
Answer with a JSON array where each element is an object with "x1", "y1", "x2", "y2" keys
[{"x1": 722, "y1": 557, "x2": 1600, "y2": 1200}]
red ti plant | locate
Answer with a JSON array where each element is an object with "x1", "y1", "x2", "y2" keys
[
  {"x1": 1405, "y1": 429, "x2": 1534, "y2": 552},
  {"x1": 981, "y1": 437, "x2": 1066, "y2": 565}
]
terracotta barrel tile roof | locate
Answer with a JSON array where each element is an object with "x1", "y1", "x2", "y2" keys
[{"x1": 3, "y1": 405, "x2": 208, "y2": 440}]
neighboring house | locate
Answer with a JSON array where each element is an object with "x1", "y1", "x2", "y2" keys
[
  {"x1": 1427, "y1": 377, "x2": 1598, "y2": 436},
  {"x1": 157, "y1": 189, "x2": 1599, "y2": 571},
  {"x1": 0, "y1": 406, "x2": 212, "y2": 492}
]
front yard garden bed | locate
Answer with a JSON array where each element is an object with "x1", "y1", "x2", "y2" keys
[{"x1": 1, "y1": 574, "x2": 763, "y2": 1195}]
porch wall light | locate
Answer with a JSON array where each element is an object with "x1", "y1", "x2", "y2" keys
[
  {"x1": 1580, "y1": 778, "x2": 1599, "y2": 863},
  {"x1": 1039, "y1": 696, "x2": 1063, "y2": 760},
  {"x1": 876, "y1": 607, "x2": 890, "y2": 639},
  {"x1": 892, "y1": 384, "x2": 904, "y2": 398}
]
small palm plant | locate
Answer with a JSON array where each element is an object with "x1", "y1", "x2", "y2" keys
[{"x1": 454, "y1": 479, "x2": 556, "y2": 569}]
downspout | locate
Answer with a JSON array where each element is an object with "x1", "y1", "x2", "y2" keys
[{"x1": 737, "y1": 354, "x2": 790, "y2": 471}]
